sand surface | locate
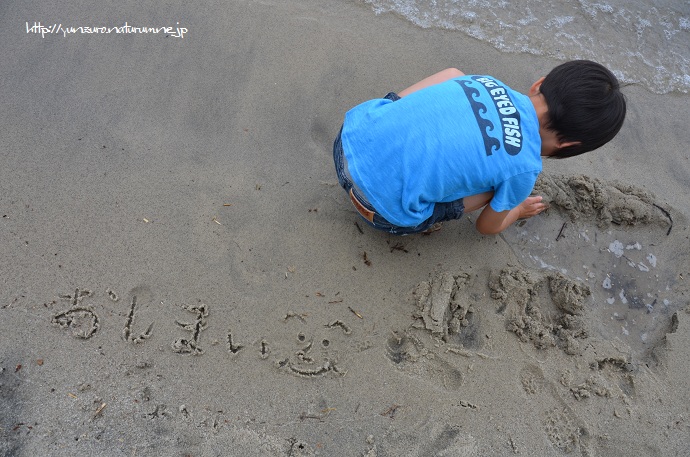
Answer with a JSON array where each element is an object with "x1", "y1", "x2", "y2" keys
[{"x1": 2, "y1": 1, "x2": 690, "y2": 455}]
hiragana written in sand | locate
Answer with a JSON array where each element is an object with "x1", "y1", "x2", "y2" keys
[
  {"x1": 51, "y1": 288, "x2": 99, "y2": 339},
  {"x1": 48, "y1": 288, "x2": 357, "y2": 378}
]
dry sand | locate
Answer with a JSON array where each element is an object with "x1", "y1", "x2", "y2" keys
[{"x1": 1, "y1": 0, "x2": 689, "y2": 455}]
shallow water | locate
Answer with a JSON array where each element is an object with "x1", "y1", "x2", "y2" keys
[
  {"x1": 502, "y1": 214, "x2": 682, "y2": 359},
  {"x1": 365, "y1": 0, "x2": 690, "y2": 94}
]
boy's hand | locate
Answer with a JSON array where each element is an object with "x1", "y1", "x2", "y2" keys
[
  {"x1": 475, "y1": 195, "x2": 549, "y2": 235},
  {"x1": 518, "y1": 196, "x2": 549, "y2": 219}
]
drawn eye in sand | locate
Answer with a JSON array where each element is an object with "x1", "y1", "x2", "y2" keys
[{"x1": 275, "y1": 320, "x2": 352, "y2": 377}]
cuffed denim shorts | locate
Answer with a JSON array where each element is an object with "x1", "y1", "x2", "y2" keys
[{"x1": 333, "y1": 92, "x2": 464, "y2": 235}]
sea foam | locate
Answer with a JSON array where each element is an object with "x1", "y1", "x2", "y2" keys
[{"x1": 365, "y1": 0, "x2": 690, "y2": 94}]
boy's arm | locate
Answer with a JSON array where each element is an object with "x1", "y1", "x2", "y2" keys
[
  {"x1": 398, "y1": 68, "x2": 465, "y2": 97},
  {"x1": 475, "y1": 196, "x2": 547, "y2": 235}
]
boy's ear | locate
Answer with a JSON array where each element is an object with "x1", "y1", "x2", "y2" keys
[
  {"x1": 528, "y1": 77, "x2": 546, "y2": 96},
  {"x1": 557, "y1": 139, "x2": 581, "y2": 149}
]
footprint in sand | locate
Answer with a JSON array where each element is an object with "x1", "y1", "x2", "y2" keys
[
  {"x1": 385, "y1": 331, "x2": 464, "y2": 391},
  {"x1": 376, "y1": 419, "x2": 478, "y2": 456},
  {"x1": 519, "y1": 364, "x2": 591, "y2": 455},
  {"x1": 383, "y1": 270, "x2": 492, "y2": 391}
]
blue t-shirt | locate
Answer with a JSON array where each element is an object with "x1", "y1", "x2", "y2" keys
[{"x1": 341, "y1": 75, "x2": 542, "y2": 227}]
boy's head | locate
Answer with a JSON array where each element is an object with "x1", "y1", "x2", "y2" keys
[{"x1": 539, "y1": 60, "x2": 626, "y2": 158}]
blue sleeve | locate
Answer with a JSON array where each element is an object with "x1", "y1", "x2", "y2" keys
[{"x1": 489, "y1": 171, "x2": 540, "y2": 212}]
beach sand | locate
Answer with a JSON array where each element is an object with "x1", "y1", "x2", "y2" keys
[{"x1": 1, "y1": 0, "x2": 689, "y2": 455}]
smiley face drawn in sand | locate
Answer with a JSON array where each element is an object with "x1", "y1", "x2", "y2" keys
[{"x1": 274, "y1": 320, "x2": 352, "y2": 377}]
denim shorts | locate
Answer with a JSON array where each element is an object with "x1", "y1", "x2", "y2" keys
[{"x1": 333, "y1": 93, "x2": 464, "y2": 235}]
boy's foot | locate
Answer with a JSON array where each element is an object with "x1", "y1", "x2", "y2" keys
[{"x1": 422, "y1": 222, "x2": 443, "y2": 234}]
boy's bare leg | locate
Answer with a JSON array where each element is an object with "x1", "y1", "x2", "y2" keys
[
  {"x1": 399, "y1": 68, "x2": 466, "y2": 97},
  {"x1": 462, "y1": 192, "x2": 493, "y2": 212},
  {"x1": 421, "y1": 191, "x2": 492, "y2": 235}
]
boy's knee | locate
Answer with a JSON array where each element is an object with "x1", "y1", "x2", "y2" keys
[{"x1": 445, "y1": 68, "x2": 464, "y2": 78}]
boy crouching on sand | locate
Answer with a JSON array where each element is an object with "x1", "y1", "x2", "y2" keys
[{"x1": 333, "y1": 60, "x2": 626, "y2": 235}]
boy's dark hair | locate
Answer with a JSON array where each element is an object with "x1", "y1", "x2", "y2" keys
[{"x1": 540, "y1": 60, "x2": 626, "y2": 158}]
